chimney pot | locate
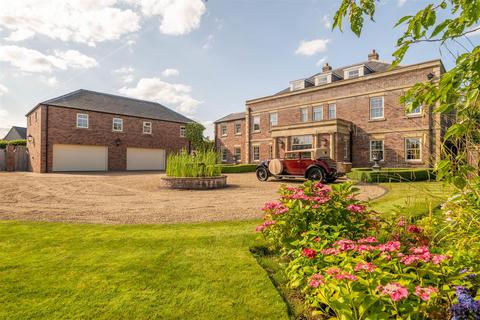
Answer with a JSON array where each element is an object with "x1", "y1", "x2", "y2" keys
[
  {"x1": 322, "y1": 62, "x2": 332, "y2": 72},
  {"x1": 368, "y1": 49, "x2": 379, "y2": 61}
]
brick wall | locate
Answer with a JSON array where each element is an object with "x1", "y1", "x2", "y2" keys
[
  {"x1": 215, "y1": 119, "x2": 246, "y2": 164},
  {"x1": 27, "y1": 105, "x2": 47, "y2": 173},
  {"x1": 28, "y1": 105, "x2": 189, "y2": 172}
]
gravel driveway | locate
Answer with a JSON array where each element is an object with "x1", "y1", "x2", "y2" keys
[{"x1": 0, "y1": 172, "x2": 386, "y2": 224}]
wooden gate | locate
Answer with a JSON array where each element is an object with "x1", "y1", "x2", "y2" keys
[
  {"x1": 14, "y1": 146, "x2": 29, "y2": 171},
  {"x1": 0, "y1": 149, "x2": 5, "y2": 171}
]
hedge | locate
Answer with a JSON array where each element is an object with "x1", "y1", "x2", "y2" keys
[
  {"x1": 346, "y1": 167, "x2": 436, "y2": 183},
  {"x1": 0, "y1": 139, "x2": 27, "y2": 149},
  {"x1": 221, "y1": 164, "x2": 258, "y2": 173}
]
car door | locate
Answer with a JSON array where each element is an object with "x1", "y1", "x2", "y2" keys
[
  {"x1": 283, "y1": 152, "x2": 302, "y2": 175},
  {"x1": 298, "y1": 152, "x2": 315, "y2": 174}
]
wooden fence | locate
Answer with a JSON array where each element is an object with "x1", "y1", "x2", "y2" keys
[{"x1": 0, "y1": 146, "x2": 29, "y2": 172}]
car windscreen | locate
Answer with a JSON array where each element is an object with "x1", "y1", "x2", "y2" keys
[{"x1": 285, "y1": 153, "x2": 299, "y2": 160}]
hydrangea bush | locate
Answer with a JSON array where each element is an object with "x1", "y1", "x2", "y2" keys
[{"x1": 257, "y1": 181, "x2": 480, "y2": 319}]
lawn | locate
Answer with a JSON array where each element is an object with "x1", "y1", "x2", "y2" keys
[
  {"x1": 0, "y1": 181, "x2": 453, "y2": 320},
  {"x1": 0, "y1": 221, "x2": 289, "y2": 320}
]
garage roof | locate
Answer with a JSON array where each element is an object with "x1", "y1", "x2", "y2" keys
[{"x1": 28, "y1": 89, "x2": 194, "y2": 124}]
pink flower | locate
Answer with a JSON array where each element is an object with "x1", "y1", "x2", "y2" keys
[
  {"x1": 356, "y1": 244, "x2": 377, "y2": 252},
  {"x1": 313, "y1": 182, "x2": 325, "y2": 189},
  {"x1": 377, "y1": 241, "x2": 401, "y2": 252},
  {"x1": 357, "y1": 237, "x2": 378, "y2": 244},
  {"x1": 346, "y1": 204, "x2": 366, "y2": 213},
  {"x1": 407, "y1": 225, "x2": 424, "y2": 233},
  {"x1": 415, "y1": 286, "x2": 438, "y2": 301},
  {"x1": 325, "y1": 267, "x2": 341, "y2": 275},
  {"x1": 320, "y1": 248, "x2": 340, "y2": 255},
  {"x1": 308, "y1": 274, "x2": 324, "y2": 288},
  {"x1": 334, "y1": 272, "x2": 358, "y2": 281},
  {"x1": 314, "y1": 237, "x2": 321, "y2": 243},
  {"x1": 431, "y1": 255, "x2": 449, "y2": 265},
  {"x1": 354, "y1": 262, "x2": 377, "y2": 273},
  {"x1": 335, "y1": 239, "x2": 356, "y2": 251},
  {"x1": 261, "y1": 201, "x2": 289, "y2": 215},
  {"x1": 302, "y1": 248, "x2": 316, "y2": 259},
  {"x1": 377, "y1": 283, "x2": 409, "y2": 301},
  {"x1": 397, "y1": 217, "x2": 407, "y2": 227},
  {"x1": 409, "y1": 246, "x2": 429, "y2": 255},
  {"x1": 255, "y1": 220, "x2": 276, "y2": 232}
]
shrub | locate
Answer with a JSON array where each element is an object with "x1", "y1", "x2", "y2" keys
[
  {"x1": 166, "y1": 149, "x2": 221, "y2": 178},
  {"x1": 0, "y1": 139, "x2": 27, "y2": 149},
  {"x1": 221, "y1": 164, "x2": 257, "y2": 173},
  {"x1": 346, "y1": 168, "x2": 436, "y2": 183},
  {"x1": 256, "y1": 180, "x2": 480, "y2": 319}
]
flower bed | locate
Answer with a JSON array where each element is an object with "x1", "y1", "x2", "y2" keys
[{"x1": 255, "y1": 181, "x2": 480, "y2": 319}]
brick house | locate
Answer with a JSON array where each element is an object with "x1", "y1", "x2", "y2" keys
[
  {"x1": 26, "y1": 89, "x2": 193, "y2": 173},
  {"x1": 215, "y1": 50, "x2": 450, "y2": 169},
  {"x1": 3, "y1": 126, "x2": 27, "y2": 141}
]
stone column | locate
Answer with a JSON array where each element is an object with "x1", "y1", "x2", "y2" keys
[
  {"x1": 245, "y1": 107, "x2": 251, "y2": 163},
  {"x1": 284, "y1": 136, "x2": 289, "y2": 152},
  {"x1": 273, "y1": 138, "x2": 278, "y2": 158},
  {"x1": 329, "y1": 132, "x2": 335, "y2": 159},
  {"x1": 313, "y1": 134, "x2": 318, "y2": 149}
]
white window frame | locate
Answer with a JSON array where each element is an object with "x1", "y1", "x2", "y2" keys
[
  {"x1": 314, "y1": 74, "x2": 331, "y2": 86},
  {"x1": 344, "y1": 65, "x2": 365, "y2": 79},
  {"x1": 290, "y1": 135, "x2": 313, "y2": 151},
  {"x1": 369, "y1": 140, "x2": 385, "y2": 162},
  {"x1": 76, "y1": 113, "x2": 89, "y2": 129},
  {"x1": 313, "y1": 106, "x2": 323, "y2": 121},
  {"x1": 300, "y1": 107, "x2": 308, "y2": 122},
  {"x1": 328, "y1": 104, "x2": 336, "y2": 119},
  {"x1": 221, "y1": 124, "x2": 227, "y2": 137},
  {"x1": 253, "y1": 116, "x2": 261, "y2": 132},
  {"x1": 234, "y1": 147, "x2": 241, "y2": 162},
  {"x1": 221, "y1": 148, "x2": 228, "y2": 162},
  {"x1": 370, "y1": 96, "x2": 384, "y2": 120},
  {"x1": 404, "y1": 98, "x2": 423, "y2": 116},
  {"x1": 143, "y1": 121, "x2": 152, "y2": 134},
  {"x1": 180, "y1": 126, "x2": 186, "y2": 138},
  {"x1": 112, "y1": 118, "x2": 123, "y2": 132},
  {"x1": 252, "y1": 145, "x2": 260, "y2": 162},
  {"x1": 234, "y1": 122, "x2": 242, "y2": 135},
  {"x1": 290, "y1": 79, "x2": 306, "y2": 91},
  {"x1": 269, "y1": 112, "x2": 278, "y2": 128},
  {"x1": 405, "y1": 137, "x2": 422, "y2": 162}
]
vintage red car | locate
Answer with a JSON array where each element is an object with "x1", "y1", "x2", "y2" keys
[{"x1": 255, "y1": 150, "x2": 339, "y2": 182}]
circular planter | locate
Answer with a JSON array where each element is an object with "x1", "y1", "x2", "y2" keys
[{"x1": 162, "y1": 175, "x2": 227, "y2": 190}]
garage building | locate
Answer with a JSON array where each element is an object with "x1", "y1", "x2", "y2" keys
[{"x1": 26, "y1": 89, "x2": 193, "y2": 173}]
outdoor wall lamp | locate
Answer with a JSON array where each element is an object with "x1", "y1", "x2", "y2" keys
[
  {"x1": 115, "y1": 138, "x2": 122, "y2": 146},
  {"x1": 427, "y1": 72, "x2": 435, "y2": 80},
  {"x1": 27, "y1": 135, "x2": 34, "y2": 143}
]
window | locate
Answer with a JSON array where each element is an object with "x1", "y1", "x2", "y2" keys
[
  {"x1": 253, "y1": 116, "x2": 260, "y2": 132},
  {"x1": 300, "y1": 107, "x2": 308, "y2": 122},
  {"x1": 180, "y1": 126, "x2": 186, "y2": 137},
  {"x1": 143, "y1": 122, "x2": 152, "y2": 134},
  {"x1": 405, "y1": 98, "x2": 422, "y2": 116},
  {"x1": 253, "y1": 146, "x2": 260, "y2": 161},
  {"x1": 344, "y1": 137, "x2": 350, "y2": 161},
  {"x1": 348, "y1": 69, "x2": 360, "y2": 78},
  {"x1": 405, "y1": 138, "x2": 422, "y2": 161},
  {"x1": 234, "y1": 147, "x2": 241, "y2": 162},
  {"x1": 221, "y1": 124, "x2": 227, "y2": 136},
  {"x1": 291, "y1": 135, "x2": 313, "y2": 151},
  {"x1": 285, "y1": 152, "x2": 299, "y2": 160},
  {"x1": 290, "y1": 80, "x2": 306, "y2": 91},
  {"x1": 313, "y1": 106, "x2": 323, "y2": 121},
  {"x1": 221, "y1": 148, "x2": 227, "y2": 162},
  {"x1": 300, "y1": 151, "x2": 312, "y2": 159},
  {"x1": 234, "y1": 122, "x2": 242, "y2": 135},
  {"x1": 268, "y1": 145, "x2": 273, "y2": 159},
  {"x1": 269, "y1": 113, "x2": 278, "y2": 128},
  {"x1": 370, "y1": 97, "x2": 384, "y2": 119},
  {"x1": 315, "y1": 75, "x2": 329, "y2": 85},
  {"x1": 328, "y1": 104, "x2": 336, "y2": 119},
  {"x1": 76, "y1": 113, "x2": 88, "y2": 128},
  {"x1": 112, "y1": 118, "x2": 123, "y2": 131},
  {"x1": 370, "y1": 140, "x2": 384, "y2": 161}
]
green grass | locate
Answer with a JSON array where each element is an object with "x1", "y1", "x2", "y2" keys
[
  {"x1": 0, "y1": 220, "x2": 289, "y2": 320},
  {"x1": 221, "y1": 164, "x2": 257, "y2": 173},
  {"x1": 370, "y1": 181, "x2": 453, "y2": 217}
]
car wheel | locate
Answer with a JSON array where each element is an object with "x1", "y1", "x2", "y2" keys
[
  {"x1": 307, "y1": 167, "x2": 324, "y2": 181},
  {"x1": 256, "y1": 167, "x2": 269, "y2": 181}
]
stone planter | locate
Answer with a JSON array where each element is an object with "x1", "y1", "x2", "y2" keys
[{"x1": 162, "y1": 175, "x2": 227, "y2": 190}]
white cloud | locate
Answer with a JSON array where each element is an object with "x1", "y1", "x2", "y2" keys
[
  {"x1": 0, "y1": 83, "x2": 9, "y2": 96},
  {"x1": 40, "y1": 76, "x2": 59, "y2": 87},
  {"x1": 114, "y1": 66, "x2": 135, "y2": 83},
  {"x1": 0, "y1": 0, "x2": 140, "y2": 45},
  {"x1": 295, "y1": 38, "x2": 331, "y2": 56},
  {"x1": 161, "y1": 68, "x2": 180, "y2": 77},
  {"x1": 132, "y1": 0, "x2": 206, "y2": 36},
  {"x1": 0, "y1": 45, "x2": 97, "y2": 73},
  {"x1": 201, "y1": 120, "x2": 214, "y2": 139},
  {"x1": 322, "y1": 15, "x2": 331, "y2": 29},
  {"x1": 315, "y1": 56, "x2": 328, "y2": 67},
  {"x1": 397, "y1": 0, "x2": 408, "y2": 7},
  {"x1": 119, "y1": 77, "x2": 202, "y2": 114},
  {"x1": 202, "y1": 34, "x2": 214, "y2": 50}
]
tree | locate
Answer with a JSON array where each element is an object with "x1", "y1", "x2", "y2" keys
[
  {"x1": 185, "y1": 122, "x2": 214, "y2": 152},
  {"x1": 334, "y1": 0, "x2": 480, "y2": 191}
]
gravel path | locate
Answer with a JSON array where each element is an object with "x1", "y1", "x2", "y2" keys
[{"x1": 0, "y1": 172, "x2": 387, "y2": 224}]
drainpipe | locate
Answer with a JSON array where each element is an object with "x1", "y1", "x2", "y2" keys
[{"x1": 44, "y1": 104, "x2": 49, "y2": 173}]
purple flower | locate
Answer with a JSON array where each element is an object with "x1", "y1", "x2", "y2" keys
[{"x1": 451, "y1": 286, "x2": 480, "y2": 320}]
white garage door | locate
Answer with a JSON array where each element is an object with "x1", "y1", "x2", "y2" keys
[
  {"x1": 127, "y1": 148, "x2": 165, "y2": 171},
  {"x1": 53, "y1": 144, "x2": 108, "y2": 172}
]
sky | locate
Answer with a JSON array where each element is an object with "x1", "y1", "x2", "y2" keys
[{"x1": 0, "y1": 0, "x2": 478, "y2": 138}]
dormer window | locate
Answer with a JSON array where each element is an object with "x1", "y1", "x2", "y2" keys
[
  {"x1": 314, "y1": 73, "x2": 332, "y2": 86},
  {"x1": 344, "y1": 65, "x2": 365, "y2": 79},
  {"x1": 290, "y1": 79, "x2": 312, "y2": 91}
]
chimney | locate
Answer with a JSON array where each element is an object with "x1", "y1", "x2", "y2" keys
[
  {"x1": 322, "y1": 62, "x2": 332, "y2": 72},
  {"x1": 368, "y1": 49, "x2": 379, "y2": 61}
]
